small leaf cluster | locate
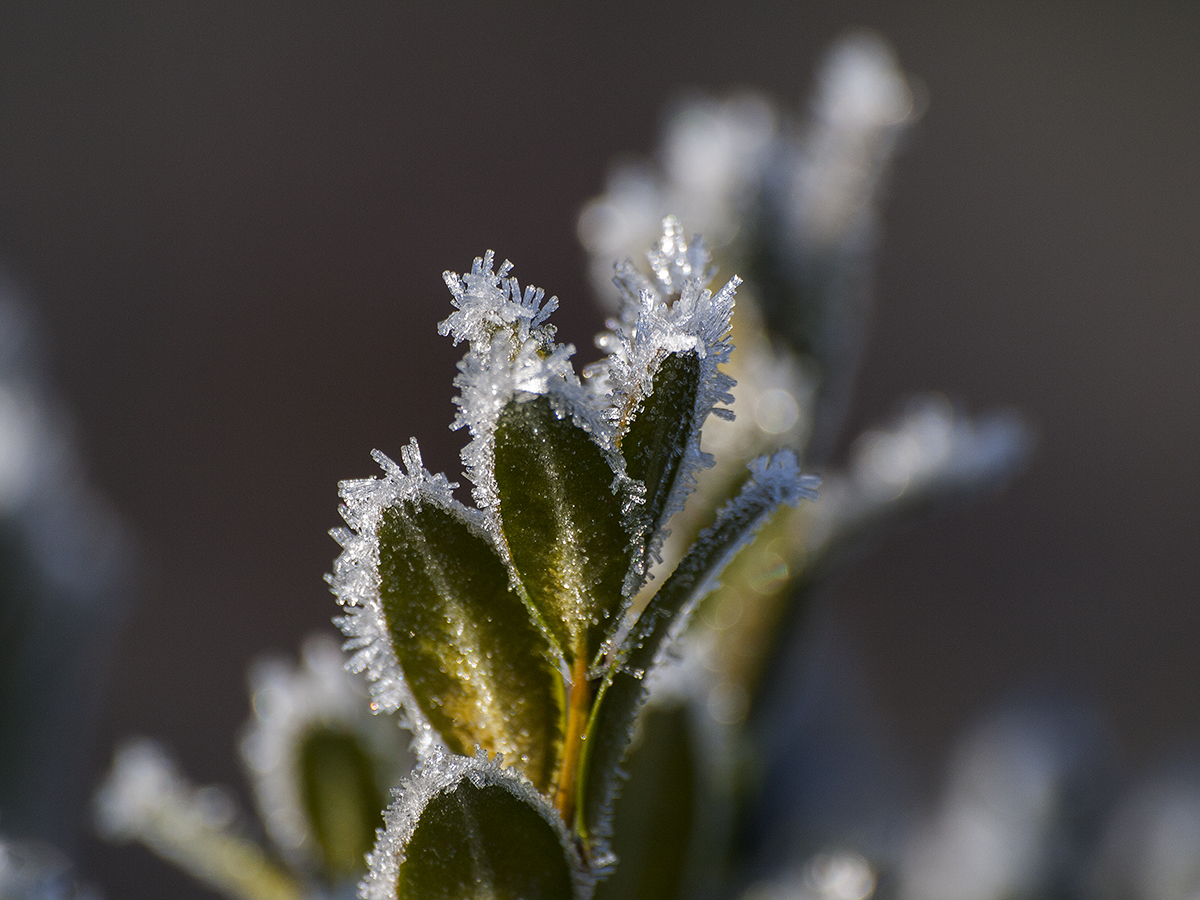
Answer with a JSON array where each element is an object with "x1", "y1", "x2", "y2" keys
[{"x1": 328, "y1": 219, "x2": 817, "y2": 898}]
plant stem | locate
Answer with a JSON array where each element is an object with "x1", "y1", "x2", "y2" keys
[{"x1": 554, "y1": 650, "x2": 593, "y2": 829}]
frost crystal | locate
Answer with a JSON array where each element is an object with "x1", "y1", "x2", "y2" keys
[
  {"x1": 329, "y1": 438, "x2": 489, "y2": 761},
  {"x1": 441, "y1": 253, "x2": 612, "y2": 525},
  {"x1": 439, "y1": 250, "x2": 558, "y2": 352}
]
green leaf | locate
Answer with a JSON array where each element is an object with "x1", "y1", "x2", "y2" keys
[
  {"x1": 621, "y1": 351, "x2": 700, "y2": 563},
  {"x1": 577, "y1": 452, "x2": 813, "y2": 848},
  {"x1": 371, "y1": 757, "x2": 581, "y2": 900},
  {"x1": 591, "y1": 704, "x2": 697, "y2": 900},
  {"x1": 377, "y1": 497, "x2": 564, "y2": 792},
  {"x1": 494, "y1": 395, "x2": 633, "y2": 668},
  {"x1": 298, "y1": 728, "x2": 384, "y2": 879}
]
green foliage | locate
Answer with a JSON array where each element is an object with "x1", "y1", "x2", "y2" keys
[
  {"x1": 493, "y1": 395, "x2": 634, "y2": 670},
  {"x1": 621, "y1": 351, "x2": 701, "y2": 553},
  {"x1": 376, "y1": 495, "x2": 564, "y2": 790}
]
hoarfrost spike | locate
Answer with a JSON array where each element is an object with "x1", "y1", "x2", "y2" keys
[{"x1": 441, "y1": 253, "x2": 612, "y2": 531}]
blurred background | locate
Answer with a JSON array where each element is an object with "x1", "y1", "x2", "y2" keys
[{"x1": 1, "y1": 2, "x2": 1198, "y2": 897}]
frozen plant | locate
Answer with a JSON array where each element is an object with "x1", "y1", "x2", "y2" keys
[
  {"x1": 93, "y1": 223, "x2": 819, "y2": 900},
  {"x1": 93, "y1": 31, "x2": 1039, "y2": 900},
  {"x1": 329, "y1": 220, "x2": 818, "y2": 898}
]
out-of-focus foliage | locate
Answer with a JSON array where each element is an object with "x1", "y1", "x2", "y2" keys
[{"x1": 0, "y1": 277, "x2": 128, "y2": 900}]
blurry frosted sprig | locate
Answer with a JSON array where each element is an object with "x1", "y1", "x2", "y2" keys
[
  {"x1": 806, "y1": 395, "x2": 1034, "y2": 554},
  {"x1": 740, "y1": 851, "x2": 878, "y2": 900},
  {"x1": 0, "y1": 837, "x2": 101, "y2": 900},
  {"x1": 896, "y1": 704, "x2": 1109, "y2": 900},
  {"x1": 578, "y1": 94, "x2": 778, "y2": 302},
  {"x1": 578, "y1": 31, "x2": 917, "y2": 312},
  {"x1": 96, "y1": 637, "x2": 406, "y2": 897},
  {"x1": 241, "y1": 634, "x2": 411, "y2": 878},
  {"x1": 0, "y1": 276, "x2": 130, "y2": 844},
  {"x1": 1089, "y1": 768, "x2": 1200, "y2": 900},
  {"x1": 0, "y1": 284, "x2": 128, "y2": 599},
  {"x1": 95, "y1": 740, "x2": 302, "y2": 900},
  {"x1": 773, "y1": 31, "x2": 916, "y2": 262}
]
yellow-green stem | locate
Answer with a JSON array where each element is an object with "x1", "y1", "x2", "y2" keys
[{"x1": 553, "y1": 650, "x2": 593, "y2": 829}]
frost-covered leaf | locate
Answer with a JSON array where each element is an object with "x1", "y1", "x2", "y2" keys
[
  {"x1": 593, "y1": 219, "x2": 739, "y2": 582},
  {"x1": 440, "y1": 253, "x2": 600, "y2": 525},
  {"x1": 374, "y1": 497, "x2": 564, "y2": 788},
  {"x1": 298, "y1": 729, "x2": 384, "y2": 879},
  {"x1": 577, "y1": 451, "x2": 817, "y2": 849},
  {"x1": 332, "y1": 441, "x2": 564, "y2": 790},
  {"x1": 620, "y1": 351, "x2": 700, "y2": 555},
  {"x1": 362, "y1": 753, "x2": 585, "y2": 900},
  {"x1": 494, "y1": 395, "x2": 633, "y2": 669}
]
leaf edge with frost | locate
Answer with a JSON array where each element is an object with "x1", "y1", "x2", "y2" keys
[
  {"x1": 591, "y1": 218, "x2": 740, "y2": 589},
  {"x1": 361, "y1": 750, "x2": 592, "y2": 900},
  {"x1": 576, "y1": 450, "x2": 819, "y2": 858}
]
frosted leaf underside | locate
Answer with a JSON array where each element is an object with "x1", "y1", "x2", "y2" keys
[
  {"x1": 494, "y1": 395, "x2": 632, "y2": 669},
  {"x1": 394, "y1": 778, "x2": 577, "y2": 900},
  {"x1": 376, "y1": 498, "x2": 564, "y2": 792}
]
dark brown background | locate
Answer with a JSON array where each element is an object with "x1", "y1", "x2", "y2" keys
[{"x1": 2, "y1": 3, "x2": 1198, "y2": 897}]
